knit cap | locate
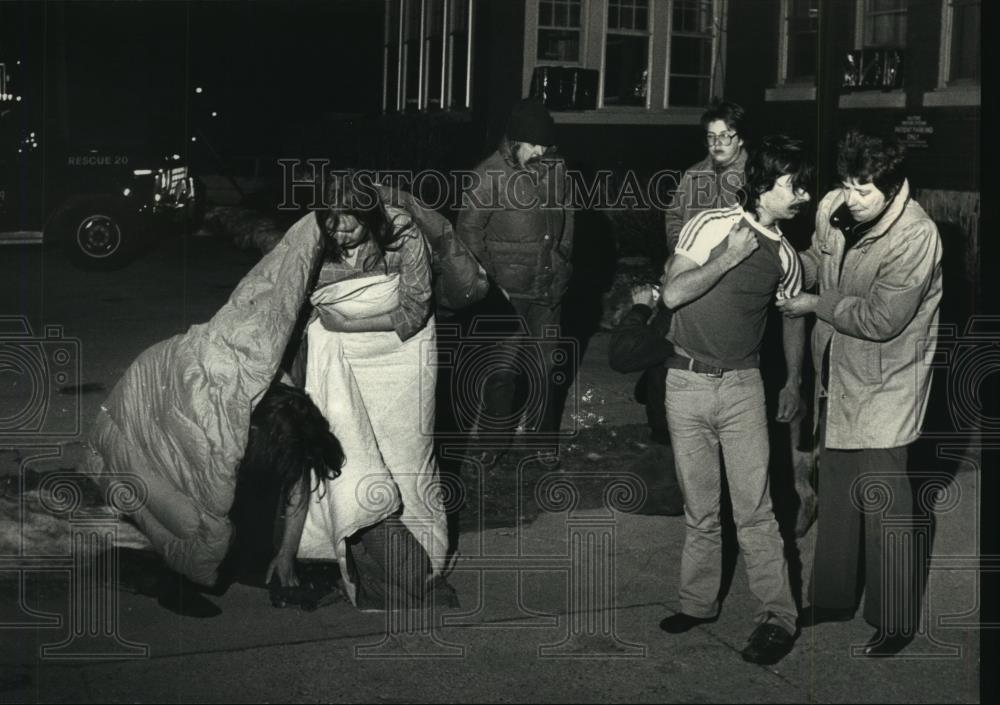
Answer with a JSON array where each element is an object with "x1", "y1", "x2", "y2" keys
[{"x1": 506, "y1": 99, "x2": 556, "y2": 146}]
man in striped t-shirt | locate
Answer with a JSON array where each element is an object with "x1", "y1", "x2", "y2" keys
[{"x1": 658, "y1": 136, "x2": 812, "y2": 667}]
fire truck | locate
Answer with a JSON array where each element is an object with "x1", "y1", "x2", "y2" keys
[{"x1": 0, "y1": 2, "x2": 199, "y2": 270}]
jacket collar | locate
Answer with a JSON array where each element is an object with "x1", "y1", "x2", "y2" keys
[
  {"x1": 498, "y1": 139, "x2": 519, "y2": 170},
  {"x1": 726, "y1": 147, "x2": 748, "y2": 174},
  {"x1": 694, "y1": 147, "x2": 747, "y2": 174},
  {"x1": 829, "y1": 178, "x2": 911, "y2": 246},
  {"x1": 497, "y1": 141, "x2": 554, "y2": 177}
]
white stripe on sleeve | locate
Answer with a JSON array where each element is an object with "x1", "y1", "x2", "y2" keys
[{"x1": 776, "y1": 237, "x2": 803, "y2": 300}]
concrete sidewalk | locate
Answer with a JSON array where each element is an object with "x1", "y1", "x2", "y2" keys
[
  {"x1": 0, "y1": 498, "x2": 981, "y2": 703},
  {"x1": 0, "y1": 334, "x2": 983, "y2": 703}
]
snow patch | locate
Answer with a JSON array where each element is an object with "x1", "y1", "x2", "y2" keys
[{"x1": 0, "y1": 492, "x2": 152, "y2": 557}]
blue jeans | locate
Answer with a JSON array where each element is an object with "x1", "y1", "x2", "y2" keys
[{"x1": 665, "y1": 367, "x2": 797, "y2": 633}]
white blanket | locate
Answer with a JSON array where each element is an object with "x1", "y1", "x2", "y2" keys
[{"x1": 297, "y1": 274, "x2": 448, "y2": 600}]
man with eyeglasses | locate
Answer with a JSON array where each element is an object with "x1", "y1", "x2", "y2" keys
[
  {"x1": 664, "y1": 100, "x2": 749, "y2": 252},
  {"x1": 658, "y1": 136, "x2": 812, "y2": 666},
  {"x1": 633, "y1": 100, "x2": 751, "y2": 525}
]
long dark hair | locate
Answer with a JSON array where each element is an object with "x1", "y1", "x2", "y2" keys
[
  {"x1": 241, "y1": 383, "x2": 345, "y2": 508},
  {"x1": 317, "y1": 172, "x2": 416, "y2": 268},
  {"x1": 738, "y1": 135, "x2": 814, "y2": 212}
]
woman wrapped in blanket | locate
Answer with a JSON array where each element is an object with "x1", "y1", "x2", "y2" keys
[{"x1": 265, "y1": 173, "x2": 455, "y2": 609}]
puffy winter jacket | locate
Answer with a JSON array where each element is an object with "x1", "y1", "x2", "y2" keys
[
  {"x1": 380, "y1": 185, "x2": 488, "y2": 313},
  {"x1": 457, "y1": 146, "x2": 574, "y2": 303}
]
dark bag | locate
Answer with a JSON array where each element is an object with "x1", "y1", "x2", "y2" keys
[{"x1": 381, "y1": 185, "x2": 489, "y2": 314}]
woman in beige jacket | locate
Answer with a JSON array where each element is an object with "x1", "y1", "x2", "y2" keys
[{"x1": 777, "y1": 130, "x2": 943, "y2": 657}]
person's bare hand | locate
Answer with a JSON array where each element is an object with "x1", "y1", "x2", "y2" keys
[
  {"x1": 630, "y1": 284, "x2": 658, "y2": 308},
  {"x1": 265, "y1": 552, "x2": 299, "y2": 587},
  {"x1": 776, "y1": 293, "x2": 819, "y2": 318},
  {"x1": 725, "y1": 222, "x2": 759, "y2": 264},
  {"x1": 776, "y1": 382, "x2": 802, "y2": 424}
]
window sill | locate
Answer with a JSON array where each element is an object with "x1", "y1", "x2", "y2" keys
[
  {"x1": 550, "y1": 107, "x2": 702, "y2": 125},
  {"x1": 922, "y1": 85, "x2": 980, "y2": 107},
  {"x1": 380, "y1": 109, "x2": 473, "y2": 122},
  {"x1": 765, "y1": 83, "x2": 817, "y2": 102},
  {"x1": 838, "y1": 90, "x2": 906, "y2": 109}
]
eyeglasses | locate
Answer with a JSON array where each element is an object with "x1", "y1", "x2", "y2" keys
[{"x1": 705, "y1": 132, "x2": 738, "y2": 146}]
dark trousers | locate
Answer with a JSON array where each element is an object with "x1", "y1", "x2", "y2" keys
[
  {"x1": 642, "y1": 366, "x2": 670, "y2": 444},
  {"x1": 349, "y1": 517, "x2": 458, "y2": 609},
  {"x1": 477, "y1": 297, "x2": 563, "y2": 441},
  {"x1": 811, "y1": 444, "x2": 919, "y2": 633}
]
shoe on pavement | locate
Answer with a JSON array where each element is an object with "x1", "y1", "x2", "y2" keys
[
  {"x1": 157, "y1": 571, "x2": 222, "y2": 619},
  {"x1": 862, "y1": 629, "x2": 914, "y2": 657},
  {"x1": 658, "y1": 612, "x2": 719, "y2": 634},
  {"x1": 798, "y1": 605, "x2": 854, "y2": 628},
  {"x1": 740, "y1": 623, "x2": 795, "y2": 665}
]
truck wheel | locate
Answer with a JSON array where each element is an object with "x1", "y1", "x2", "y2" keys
[{"x1": 56, "y1": 200, "x2": 136, "y2": 270}]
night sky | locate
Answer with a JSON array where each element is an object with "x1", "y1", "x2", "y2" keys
[{"x1": 0, "y1": 1, "x2": 383, "y2": 157}]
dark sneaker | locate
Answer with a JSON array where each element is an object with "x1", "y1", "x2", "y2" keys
[
  {"x1": 741, "y1": 623, "x2": 795, "y2": 665},
  {"x1": 426, "y1": 574, "x2": 461, "y2": 608},
  {"x1": 862, "y1": 629, "x2": 914, "y2": 657},
  {"x1": 798, "y1": 605, "x2": 854, "y2": 628},
  {"x1": 268, "y1": 573, "x2": 345, "y2": 612},
  {"x1": 658, "y1": 612, "x2": 719, "y2": 634},
  {"x1": 157, "y1": 570, "x2": 222, "y2": 619}
]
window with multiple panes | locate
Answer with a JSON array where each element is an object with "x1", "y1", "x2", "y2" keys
[
  {"x1": 403, "y1": 0, "x2": 422, "y2": 109},
  {"x1": 604, "y1": 0, "x2": 651, "y2": 106},
  {"x1": 423, "y1": 0, "x2": 445, "y2": 109},
  {"x1": 383, "y1": 0, "x2": 472, "y2": 112},
  {"x1": 669, "y1": 0, "x2": 715, "y2": 107},
  {"x1": 948, "y1": 0, "x2": 979, "y2": 83},
  {"x1": 521, "y1": 0, "x2": 723, "y2": 112},
  {"x1": 786, "y1": 0, "x2": 818, "y2": 82},
  {"x1": 537, "y1": 0, "x2": 584, "y2": 63},
  {"x1": 448, "y1": 0, "x2": 471, "y2": 107},
  {"x1": 384, "y1": 0, "x2": 402, "y2": 111},
  {"x1": 862, "y1": 0, "x2": 908, "y2": 48},
  {"x1": 772, "y1": 0, "x2": 980, "y2": 105}
]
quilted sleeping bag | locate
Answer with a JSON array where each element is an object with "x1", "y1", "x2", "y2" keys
[
  {"x1": 83, "y1": 214, "x2": 323, "y2": 586},
  {"x1": 82, "y1": 188, "x2": 481, "y2": 587}
]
